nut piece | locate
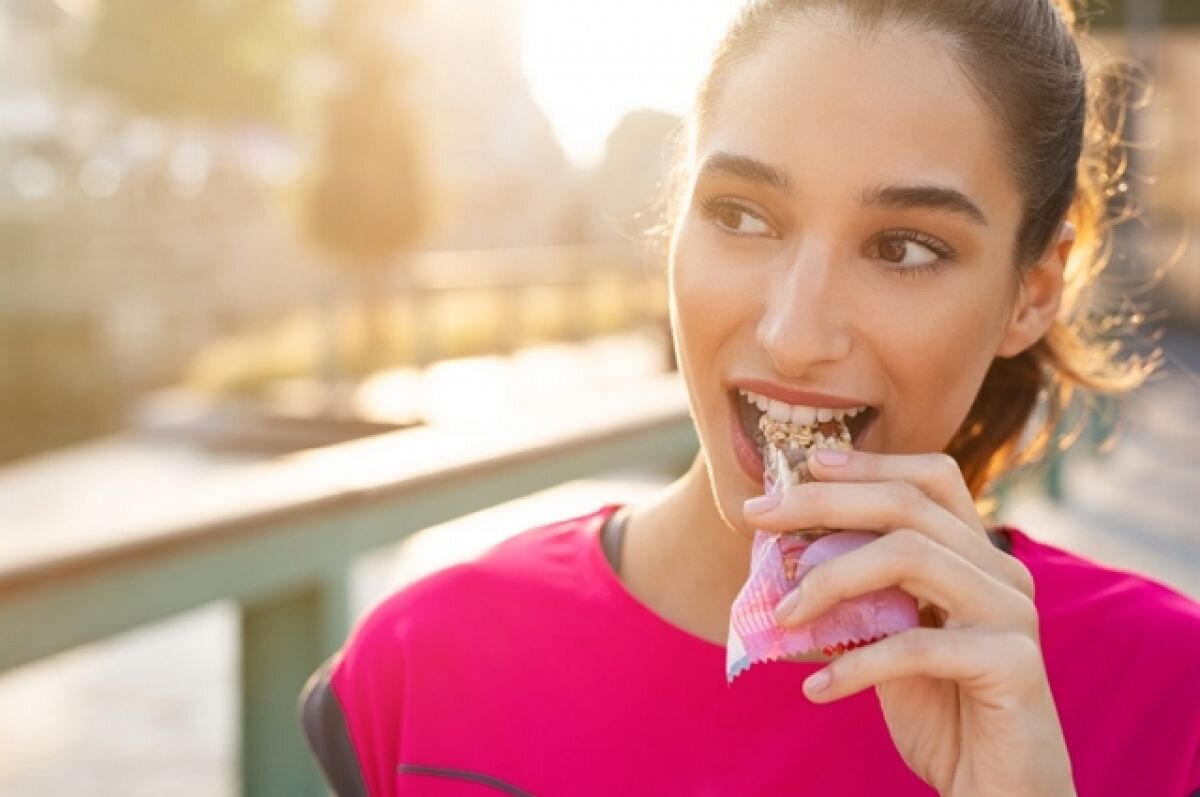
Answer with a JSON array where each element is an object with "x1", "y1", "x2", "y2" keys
[{"x1": 759, "y1": 414, "x2": 854, "y2": 487}]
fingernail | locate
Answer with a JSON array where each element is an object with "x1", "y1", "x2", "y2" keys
[
  {"x1": 804, "y1": 668, "x2": 831, "y2": 694},
  {"x1": 744, "y1": 493, "x2": 782, "y2": 513},
  {"x1": 774, "y1": 589, "x2": 802, "y2": 621},
  {"x1": 814, "y1": 449, "x2": 850, "y2": 466}
]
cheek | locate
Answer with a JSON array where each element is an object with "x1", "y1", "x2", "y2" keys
[
  {"x1": 668, "y1": 225, "x2": 753, "y2": 363},
  {"x1": 864, "y1": 278, "x2": 1011, "y2": 449}
]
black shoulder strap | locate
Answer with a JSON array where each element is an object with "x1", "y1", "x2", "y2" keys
[{"x1": 298, "y1": 657, "x2": 370, "y2": 797}]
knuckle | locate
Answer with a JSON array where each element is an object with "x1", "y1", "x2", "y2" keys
[
  {"x1": 1007, "y1": 632, "x2": 1044, "y2": 673},
  {"x1": 861, "y1": 451, "x2": 884, "y2": 479},
  {"x1": 1008, "y1": 560, "x2": 1036, "y2": 600},
  {"x1": 898, "y1": 627, "x2": 939, "y2": 662},
  {"x1": 932, "y1": 452, "x2": 961, "y2": 480},
  {"x1": 774, "y1": 483, "x2": 805, "y2": 517},
  {"x1": 887, "y1": 527, "x2": 929, "y2": 563},
  {"x1": 807, "y1": 482, "x2": 845, "y2": 521},
  {"x1": 890, "y1": 481, "x2": 925, "y2": 517},
  {"x1": 796, "y1": 481, "x2": 827, "y2": 512}
]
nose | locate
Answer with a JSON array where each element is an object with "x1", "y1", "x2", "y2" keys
[{"x1": 755, "y1": 243, "x2": 853, "y2": 375}]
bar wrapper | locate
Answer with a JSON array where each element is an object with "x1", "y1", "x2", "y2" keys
[{"x1": 726, "y1": 423, "x2": 920, "y2": 682}]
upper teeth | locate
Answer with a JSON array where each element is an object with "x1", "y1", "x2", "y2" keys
[{"x1": 738, "y1": 389, "x2": 868, "y2": 426}]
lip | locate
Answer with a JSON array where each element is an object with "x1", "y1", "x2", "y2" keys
[
  {"x1": 730, "y1": 398, "x2": 767, "y2": 483},
  {"x1": 730, "y1": 378, "x2": 872, "y2": 410}
]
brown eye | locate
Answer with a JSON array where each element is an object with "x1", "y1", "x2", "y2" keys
[
  {"x1": 716, "y1": 206, "x2": 744, "y2": 229},
  {"x1": 698, "y1": 196, "x2": 775, "y2": 237},
  {"x1": 868, "y1": 229, "x2": 955, "y2": 277},
  {"x1": 878, "y1": 238, "x2": 906, "y2": 263}
]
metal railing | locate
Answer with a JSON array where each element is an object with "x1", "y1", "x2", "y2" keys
[
  {"x1": 373, "y1": 242, "x2": 667, "y2": 367},
  {"x1": 0, "y1": 375, "x2": 696, "y2": 796}
]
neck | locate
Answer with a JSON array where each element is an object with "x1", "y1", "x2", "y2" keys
[{"x1": 621, "y1": 454, "x2": 753, "y2": 645}]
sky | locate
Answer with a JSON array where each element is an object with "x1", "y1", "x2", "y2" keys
[{"x1": 519, "y1": 0, "x2": 744, "y2": 168}]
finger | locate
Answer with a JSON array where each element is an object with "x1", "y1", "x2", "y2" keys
[
  {"x1": 801, "y1": 626, "x2": 1044, "y2": 704},
  {"x1": 808, "y1": 450, "x2": 981, "y2": 534},
  {"x1": 745, "y1": 480, "x2": 1033, "y2": 598},
  {"x1": 774, "y1": 528, "x2": 1036, "y2": 633},
  {"x1": 748, "y1": 479, "x2": 949, "y2": 535},
  {"x1": 808, "y1": 449, "x2": 1035, "y2": 599}
]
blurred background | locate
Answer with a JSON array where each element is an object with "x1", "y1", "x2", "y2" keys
[{"x1": 0, "y1": 1, "x2": 1196, "y2": 794}]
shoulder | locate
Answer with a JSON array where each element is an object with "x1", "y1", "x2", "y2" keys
[
  {"x1": 339, "y1": 503, "x2": 617, "y2": 666},
  {"x1": 1005, "y1": 526, "x2": 1200, "y2": 665},
  {"x1": 1005, "y1": 528, "x2": 1200, "y2": 794},
  {"x1": 305, "y1": 504, "x2": 618, "y2": 793}
]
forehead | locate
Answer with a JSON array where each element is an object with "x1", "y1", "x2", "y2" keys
[{"x1": 697, "y1": 17, "x2": 1018, "y2": 218}]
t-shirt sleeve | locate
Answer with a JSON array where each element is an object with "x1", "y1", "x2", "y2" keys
[
  {"x1": 1136, "y1": 586, "x2": 1200, "y2": 796},
  {"x1": 1147, "y1": 589, "x2": 1200, "y2": 796},
  {"x1": 300, "y1": 591, "x2": 413, "y2": 797}
]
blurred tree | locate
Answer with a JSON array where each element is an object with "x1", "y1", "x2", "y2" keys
[
  {"x1": 70, "y1": 0, "x2": 304, "y2": 125},
  {"x1": 304, "y1": 0, "x2": 429, "y2": 390}
]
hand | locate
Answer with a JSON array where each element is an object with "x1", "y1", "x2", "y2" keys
[{"x1": 743, "y1": 449, "x2": 1076, "y2": 797}]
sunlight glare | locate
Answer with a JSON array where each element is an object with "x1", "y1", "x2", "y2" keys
[{"x1": 519, "y1": 0, "x2": 744, "y2": 167}]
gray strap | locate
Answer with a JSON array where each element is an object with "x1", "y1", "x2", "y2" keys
[
  {"x1": 600, "y1": 506, "x2": 629, "y2": 574},
  {"x1": 987, "y1": 528, "x2": 1013, "y2": 555},
  {"x1": 298, "y1": 658, "x2": 369, "y2": 797}
]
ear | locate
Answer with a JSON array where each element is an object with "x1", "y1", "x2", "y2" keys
[{"x1": 996, "y1": 221, "x2": 1074, "y2": 358}]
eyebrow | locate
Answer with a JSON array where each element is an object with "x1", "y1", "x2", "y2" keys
[
  {"x1": 696, "y1": 151, "x2": 989, "y2": 227},
  {"x1": 697, "y1": 151, "x2": 793, "y2": 195},
  {"x1": 859, "y1": 182, "x2": 989, "y2": 227}
]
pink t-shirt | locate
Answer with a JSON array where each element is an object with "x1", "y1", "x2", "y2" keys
[{"x1": 320, "y1": 504, "x2": 1200, "y2": 796}]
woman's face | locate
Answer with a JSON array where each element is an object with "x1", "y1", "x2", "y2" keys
[{"x1": 670, "y1": 19, "x2": 1042, "y2": 536}]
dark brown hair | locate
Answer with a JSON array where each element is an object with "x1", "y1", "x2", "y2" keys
[{"x1": 653, "y1": 0, "x2": 1162, "y2": 501}]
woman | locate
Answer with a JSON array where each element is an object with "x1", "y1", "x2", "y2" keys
[{"x1": 301, "y1": 1, "x2": 1200, "y2": 794}]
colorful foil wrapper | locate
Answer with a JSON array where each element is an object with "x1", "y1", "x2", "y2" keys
[{"x1": 726, "y1": 433, "x2": 920, "y2": 682}]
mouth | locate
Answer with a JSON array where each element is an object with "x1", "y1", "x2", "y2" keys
[{"x1": 728, "y1": 388, "x2": 879, "y2": 482}]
